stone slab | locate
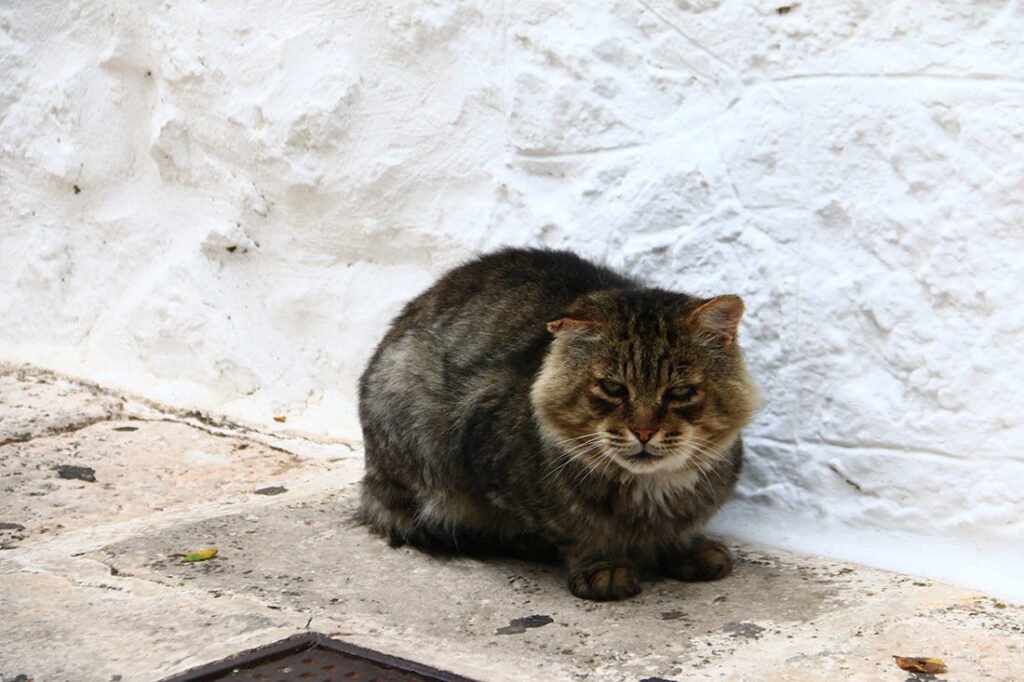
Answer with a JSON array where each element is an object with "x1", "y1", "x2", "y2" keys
[
  {"x1": 0, "y1": 419, "x2": 328, "y2": 549},
  {"x1": 1, "y1": 367, "x2": 1022, "y2": 682},
  {"x1": 82, "y1": 488, "x2": 1024, "y2": 682},
  {"x1": 0, "y1": 366, "x2": 123, "y2": 445}
]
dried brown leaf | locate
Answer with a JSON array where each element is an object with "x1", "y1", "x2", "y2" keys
[{"x1": 893, "y1": 656, "x2": 947, "y2": 674}]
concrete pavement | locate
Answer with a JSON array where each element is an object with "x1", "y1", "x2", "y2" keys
[{"x1": 1, "y1": 363, "x2": 1022, "y2": 681}]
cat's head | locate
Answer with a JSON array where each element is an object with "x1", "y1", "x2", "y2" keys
[{"x1": 531, "y1": 289, "x2": 759, "y2": 477}]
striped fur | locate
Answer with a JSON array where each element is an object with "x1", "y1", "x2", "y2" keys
[{"x1": 359, "y1": 248, "x2": 758, "y2": 600}]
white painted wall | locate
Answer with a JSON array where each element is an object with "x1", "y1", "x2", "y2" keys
[{"x1": 2, "y1": 1, "x2": 1022, "y2": 597}]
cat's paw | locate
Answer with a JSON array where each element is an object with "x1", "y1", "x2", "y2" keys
[
  {"x1": 568, "y1": 562, "x2": 641, "y2": 601},
  {"x1": 663, "y1": 537, "x2": 733, "y2": 582}
]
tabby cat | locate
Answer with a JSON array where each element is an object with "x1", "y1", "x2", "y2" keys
[{"x1": 359, "y1": 248, "x2": 758, "y2": 601}]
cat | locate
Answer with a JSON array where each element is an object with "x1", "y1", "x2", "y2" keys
[{"x1": 358, "y1": 248, "x2": 758, "y2": 601}]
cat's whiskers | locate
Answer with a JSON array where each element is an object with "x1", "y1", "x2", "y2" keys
[
  {"x1": 596, "y1": 447, "x2": 619, "y2": 480},
  {"x1": 543, "y1": 437, "x2": 608, "y2": 483},
  {"x1": 569, "y1": 451, "x2": 614, "y2": 491},
  {"x1": 546, "y1": 455, "x2": 593, "y2": 483},
  {"x1": 688, "y1": 442, "x2": 722, "y2": 459},
  {"x1": 562, "y1": 453, "x2": 599, "y2": 489},
  {"x1": 551, "y1": 432, "x2": 606, "y2": 447},
  {"x1": 562, "y1": 441, "x2": 619, "y2": 490},
  {"x1": 685, "y1": 444, "x2": 730, "y2": 489},
  {"x1": 604, "y1": 433, "x2": 639, "y2": 458},
  {"x1": 691, "y1": 434, "x2": 728, "y2": 449},
  {"x1": 548, "y1": 434, "x2": 607, "y2": 463},
  {"x1": 543, "y1": 454, "x2": 589, "y2": 484},
  {"x1": 554, "y1": 438, "x2": 607, "y2": 465},
  {"x1": 684, "y1": 442, "x2": 721, "y2": 461},
  {"x1": 548, "y1": 438, "x2": 603, "y2": 465},
  {"x1": 689, "y1": 457, "x2": 721, "y2": 505},
  {"x1": 690, "y1": 440, "x2": 731, "y2": 466}
]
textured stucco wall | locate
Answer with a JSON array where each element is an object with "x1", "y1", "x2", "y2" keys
[{"x1": 2, "y1": 1, "x2": 1022, "y2": 595}]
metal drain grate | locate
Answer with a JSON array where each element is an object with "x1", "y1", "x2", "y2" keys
[{"x1": 160, "y1": 632, "x2": 477, "y2": 682}]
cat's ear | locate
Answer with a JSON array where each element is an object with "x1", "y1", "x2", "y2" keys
[
  {"x1": 546, "y1": 317, "x2": 597, "y2": 335},
  {"x1": 687, "y1": 295, "x2": 744, "y2": 347}
]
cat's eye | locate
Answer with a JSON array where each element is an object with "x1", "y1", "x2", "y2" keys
[
  {"x1": 665, "y1": 385, "x2": 698, "y2": 402},
  {"x1": 597, "y1": 379, "x2": 629, "y2": 399}
]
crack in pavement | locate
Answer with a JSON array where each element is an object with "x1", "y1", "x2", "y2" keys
[
  {"x1": 0, "y1": 363, "x2": 358, "y2": 457},
  {"x1": 0, "y1": 414, "x2": 122, "y2": 447}
]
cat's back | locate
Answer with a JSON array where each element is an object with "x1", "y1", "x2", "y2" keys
[
  {"x1": 366, "y1": 248, "x2": 634, "y2": 373},
  {"x1": 396, "y1": 248, "x2": 632, "y2": 336}
]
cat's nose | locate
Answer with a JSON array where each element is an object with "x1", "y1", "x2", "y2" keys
[{"x1": 633, "y1": 428, "x2": 654, "y2": 443}]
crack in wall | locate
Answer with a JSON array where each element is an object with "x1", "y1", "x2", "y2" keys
[
  {"x1": 767, "y1": 72, "x2": 1024, "y2": 85},
  {"x1": 633, "y1": 0, "x2": 739, "y2": 82}
]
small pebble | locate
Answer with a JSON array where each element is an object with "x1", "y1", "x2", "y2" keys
[{"x1": 55, "y1": 465, "x2": 96, "y2": 482}]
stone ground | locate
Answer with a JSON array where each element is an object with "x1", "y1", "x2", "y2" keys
[{"x1": 1, "y1": 363, "x2": 1022, "y2": 682}]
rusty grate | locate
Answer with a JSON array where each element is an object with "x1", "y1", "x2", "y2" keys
[{"x1": 160, "y1": 633, "x2": 477, "y2": 682}]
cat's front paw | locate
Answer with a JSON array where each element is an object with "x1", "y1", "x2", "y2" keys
[
  {"x1": 568, "y1": 561, "x2": 641, "y2": 601},
  {"x1": 662, "y1": 537, "x2": 733, "y2": 582}
]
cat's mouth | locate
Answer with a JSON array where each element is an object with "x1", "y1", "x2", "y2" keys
[
  {"x1": 624, "y1": 449, "x2": 663, "y2": 464},
  {"x1": 614, "y1": 442, "x2": 694, "y2": 474},
  {"x1": 616, "y1": 449, "x2": 673, "y2": 474}
]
